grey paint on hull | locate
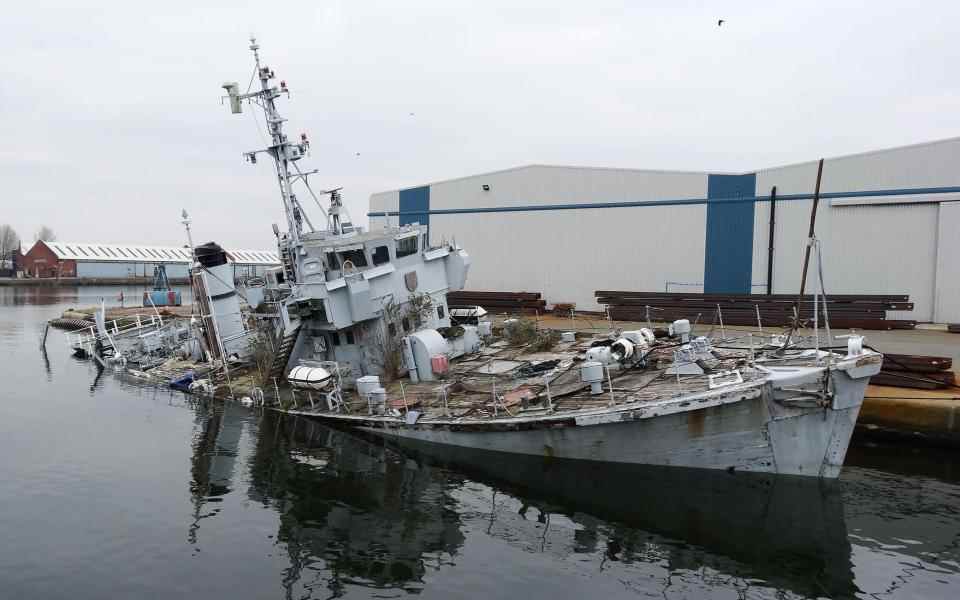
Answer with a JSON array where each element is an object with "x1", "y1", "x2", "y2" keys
[
  {"x1": 292, "y1": 360, "x2": 878, "y2": 479},
  {"x1": 352, "y1": 392, "x2": 859, "y2": 478},
  {"x1": 363, "y1": 397, "x2": 776, "y2": 473}
]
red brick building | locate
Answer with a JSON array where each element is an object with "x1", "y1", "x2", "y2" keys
[{"x1": 21, "y1": 240, "x2": 76, "y2": 278}]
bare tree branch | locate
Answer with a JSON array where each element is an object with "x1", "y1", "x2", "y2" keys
[
  {"x1": 0, "y1": 224, "x2": 20, "y2": 267},
  {"x1": 34, "y1": 226, "x2": 56, "y2": 243}
]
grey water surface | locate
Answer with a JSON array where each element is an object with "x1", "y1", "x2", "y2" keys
[{"x1": 1, "y1": 286, "x2": 958, "y2": 599}]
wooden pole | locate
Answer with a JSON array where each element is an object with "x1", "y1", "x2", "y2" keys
[
  {"x1": 798, "y1": 159, "x2": 825, "y2": 301},
  {"x1": 783, "y1": 159, "x2": 824, "y2": 349}
]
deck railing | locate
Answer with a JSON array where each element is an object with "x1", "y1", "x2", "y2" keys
[{"x1": 66, "y1": 313, "x2": 167, "y2": 356}]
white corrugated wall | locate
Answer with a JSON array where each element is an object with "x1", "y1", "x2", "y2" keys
[
  {"x1": 368, "y1": 190, "x2": 399, "y2": 230},
  {"x1": 753, "y1": 138, "x2": 960, "y2": 322},
  {"x1": 935, "y1": 202, "x2": 960, "y2": 323},
  {"x1": 76, "y1": 262, "x2": 192, "y2": 279},
  {"x1": 370, "y1": 138, "x2": 960, "y2": 321},
  {"x1": 76, "y1": 262, "x2": 139, "y2": 278},
  {"x1": 428, "y1": 166, "x2": 710, "y2": 310}
]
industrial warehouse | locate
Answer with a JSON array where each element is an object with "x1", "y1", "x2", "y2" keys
[
  {"x1": 370, "y1": 136, "x2": 960, "y2": 324},
  {"x1": 18, "y1": 240, "x2": 279, "y2": 282}
]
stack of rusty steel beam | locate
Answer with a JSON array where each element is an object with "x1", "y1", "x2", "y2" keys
[
  {"x1": 874, "y1": 354, "x2": 956, "y2": 390},
  {"x1": 595, "y1": 291, "x2": 916, "y2": 330},
  {"x1": 446, "y1": 290, "x2": 546, "y2": 315}
]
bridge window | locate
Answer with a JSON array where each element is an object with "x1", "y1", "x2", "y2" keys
[
  {"x1": 371, "y1": 245, "x2": 389, "y2": 265},
  {"x1": 396, "y1": 236, "x2": 418, "y2": 258},
  {"x1": 325, "y1": 252, "x2": 340, "y2": 270},
  {"x1": 339, "y1": 249, "x2": 367, "y2": 268}
]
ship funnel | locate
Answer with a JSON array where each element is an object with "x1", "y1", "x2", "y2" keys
[{"x1": 194, "y1": 242, "x2": 246, "y2": 358}]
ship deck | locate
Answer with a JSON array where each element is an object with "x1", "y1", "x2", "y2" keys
[{"x1": 300, "y1": 336, "x2": 776, "y2": 422}]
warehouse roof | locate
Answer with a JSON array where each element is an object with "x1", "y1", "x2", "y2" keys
[
  {"x1": 40, "y1": 241, "x2": 280, "y2": 266},
  {"x1": 371, "y1": 136, "x2": 960, "y2": 196}
]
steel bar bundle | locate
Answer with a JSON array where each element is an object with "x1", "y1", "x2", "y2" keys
[
  {"x1": 874, "y1": 354, "x2": 957, "y2": 390},
  {"x1": 447, "y1": 290, "x2": 546, "y2": 314},
  {"x1": 596, "y1": 291, "x2": 916, "y2": 330}
]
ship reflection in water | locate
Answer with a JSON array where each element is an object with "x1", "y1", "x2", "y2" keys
[{"x1": 174, "y1": 401, "x2": 960, "y2": 599}]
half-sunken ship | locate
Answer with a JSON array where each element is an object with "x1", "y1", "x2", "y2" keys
[{"x1": 222, "y1": 40, "x2": 882, "y2": 479}]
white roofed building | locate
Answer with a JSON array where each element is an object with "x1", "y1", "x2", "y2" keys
[{"x1": 21, "y1": 240, "x2": 280, "y2": 281}]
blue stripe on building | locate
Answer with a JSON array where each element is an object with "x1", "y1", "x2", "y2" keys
[
  {"x1": 368, "y1": 185, "x2": 960, "y2": 219},
  {"x1": 398, "y1": 186, "x2": 430, "y2": 232},
  {"x1": 703, "y1": 173, "x2": 757, "y2": 294}
]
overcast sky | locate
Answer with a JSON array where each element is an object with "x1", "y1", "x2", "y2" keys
[{"x1": 3, "y1": 1, "x2": 958, "y2": 250}]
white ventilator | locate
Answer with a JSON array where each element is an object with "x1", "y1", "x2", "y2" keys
[
  {"x1": 669, "y1": 319, "x2": 691, "y2": 343},
  {"x1": 837, "y1": 334, "x2": 865, "y2": 358},
  {"x1": 580, "y1": 361, "x2": 605, "y2": 395},
  {"x1": 585, "y1": 346, "x2": 613, "y2": 364}
]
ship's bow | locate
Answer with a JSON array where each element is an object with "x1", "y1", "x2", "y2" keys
[{"x1": 764, "y1": 351, "x2": 882, "y2": 478}]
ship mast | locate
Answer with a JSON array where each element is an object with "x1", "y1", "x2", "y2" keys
[{"x1": 222, "y1": 37, "x2": 311, "y2": 244}]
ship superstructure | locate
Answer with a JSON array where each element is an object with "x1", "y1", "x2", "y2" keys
[{"x1": 222, "y1": 39, "x2": 470, "y2": 387}]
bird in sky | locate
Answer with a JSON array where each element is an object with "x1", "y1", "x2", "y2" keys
[{"x1": 717, "y1": 19, "x2": 724, "y2": 26}]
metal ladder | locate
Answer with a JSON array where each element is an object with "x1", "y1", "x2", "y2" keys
[
  {"x1": 278, "y1": 237, "x2": 296, "y2": 283},
  {"x1": 268, "y1": 325, "x2": 301, "y2": 381}
]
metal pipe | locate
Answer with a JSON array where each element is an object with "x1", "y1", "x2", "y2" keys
[
  {"x1": 814, "y1": 280, "x2": 820, "y2": 362},
  {"x1": 717, "y1": 303, "x2": 726, "y2": 340},
  {"x1": 817, "y1": 240, "x2": 833, "y2": 346},
  {"x1": 368, "y1": 184, "x2": 960, "y2": 218},
  {"x1": 766, "y1": 186, "x2": 777, "y2": 295},
  {"x1": 606, "y1": 365, "x2": 615, "y2": 407}
]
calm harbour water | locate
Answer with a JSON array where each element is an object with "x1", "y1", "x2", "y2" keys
[{"x1": 1, "y1": 286, "x2": 958, "y2": 599}]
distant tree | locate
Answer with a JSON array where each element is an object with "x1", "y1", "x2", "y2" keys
[
  {"x1": 34, "y1": 226, "x2": 56, "y2": 243},
  {"x1": 0, "y1": 224, "x2": 19, "y2": 263}
]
